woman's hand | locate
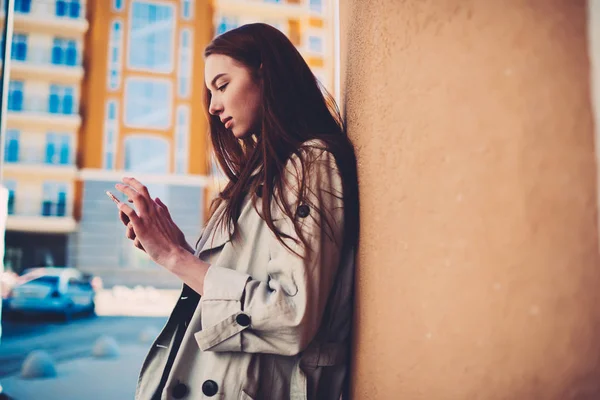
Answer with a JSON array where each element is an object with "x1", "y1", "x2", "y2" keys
[{"x1": 115, "y1": 177, "x2": 190, "y2": 267}]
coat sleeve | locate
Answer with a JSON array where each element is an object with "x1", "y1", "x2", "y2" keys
[{"x1": 193, "y1": 146, "x2": 346, "y2": 355}]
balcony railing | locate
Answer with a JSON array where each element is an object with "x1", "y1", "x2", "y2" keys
[
  {"x1": 8, "y1": 197, "x2": 69, "y2": 218},
  {"x1": 8, "y1": 96, "x2": 79, "y2": 116},
  {"x1": 4, "y1": 144, "x2": 74, "y2": 166},
  {"x1": 0, "y1": 0, "x2": 87, "y2": 22},
  {"x1": 5, "y1": 46, "x2": 83, "y2": 68}
]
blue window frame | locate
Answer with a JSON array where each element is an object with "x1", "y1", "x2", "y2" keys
[
  {"x1": 124, "y1": 136, "x2": 169, "y2": 173},
  {"x1": 113, "y1": 0, "x2": 124, "y2": 12},
  {"x1": 4, "y1": 130, "x2": 19, "y2": 163},
  {"x1": 124, "y1": 78, "x2": 171, "y2": 129},
  {"x1": 49, "y1": 85, "x2": 75, "y2": 115},
  {"x1": 14, "y1": 0, "x2": 31, "y2": 13},
  {"x1": 308, "y1": 36, "x2": 323, "y2": 53},
  {"x1": 129, "y1": 1, "x2": 175, "y2": 72},
  {"x1": 181, "y1": 0, "x2": 192, "y2": 19},
  {"x1": 12, "y1": 34, "x2": 27, "y2": 61},
  {"x1": 56, "y1": 0, "x2": 80, "y2": 19},
  {"x1": 104, "y1": 100, "x2": 119, "y2": 169},
  {"x1": 108, "y1": 20, "x2": 123, "y2": 90},
  {"x1": 309, "y1": 0, "x2": 322, "y2": 12},
  {"x1": 42, "y1": 182, "x2": 68, "y2": 217},
  {"x1": 8, "y1": 81, "x2": 23, "y2": 111},
  {"x1": 216, "y1": 16, "x2": 238, "y2": 36},
  {"x1": 4, "y1": 180, "x2": 16, "y2": 215},
  {"x1": 52, "y1": 38, "x2": 78, "y2": 66},
  {"x1": 45, "y1": 133, "x2": 71, "y2": 165}
]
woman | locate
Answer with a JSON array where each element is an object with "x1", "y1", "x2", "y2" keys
[{"x1": 114, "y1": 23, "x2": 359, "y2": 400}]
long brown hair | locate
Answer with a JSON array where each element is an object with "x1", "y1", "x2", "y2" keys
[{"x1": 203, "y1": 23, "x2": 359, "y2": 255}]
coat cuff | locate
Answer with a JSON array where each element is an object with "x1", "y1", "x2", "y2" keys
[{"x1": 195, "y1": 265, "x2": 252, "y2": 352}]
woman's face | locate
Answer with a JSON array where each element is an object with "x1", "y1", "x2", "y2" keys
[{"x1": 205, "y1": 54, "x2": 262, "y2": 139}]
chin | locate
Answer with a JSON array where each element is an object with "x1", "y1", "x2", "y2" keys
[{"x1": 233, "y1": 128, "x2": 250, "y2": 139}]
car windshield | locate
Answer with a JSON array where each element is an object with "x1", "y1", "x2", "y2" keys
[{"x1": 22, "y1": 276, "x2": 60, "y2": 286}]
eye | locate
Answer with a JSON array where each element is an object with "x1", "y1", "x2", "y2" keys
[{"x1": 217, "y1": 83, "x2": 229, "y2": 92}]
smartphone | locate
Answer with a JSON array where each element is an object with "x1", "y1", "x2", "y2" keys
[{"x1": 106, "y1": 191, "x2": 121, "y2": 205}]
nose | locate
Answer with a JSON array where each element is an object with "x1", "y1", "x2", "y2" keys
[{"x1": 209, "y1": 96, "x2": 223, "y2": 116}]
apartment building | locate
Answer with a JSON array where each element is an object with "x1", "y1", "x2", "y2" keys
[
  {"x1": 72, "y1": 0, "x2": 212, "y2": 286},
  {"x1": 0, "y1": 0, "x2": 88, "y2": 273},
  {"x1": 212, "y1": 0, "x2": 336, "y2": 94}
]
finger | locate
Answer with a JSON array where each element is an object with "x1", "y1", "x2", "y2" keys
[
  {"x1": 155, "y1": 197, "x2": 175, "y2": 222},
  {"x1": 116, "y1": 184, "x2": 149, "y2": 216},
  {"x1": 122, "y1": 177, "x2": 151, "y2": 198},
  {"x1": 155, "y1": 197, "x2": 168, "y2": 211},
  {"x1": 119, "y1": 210, "x2": 130, "y2": 226},
  {"x1": 126, "y1": 223, "x2": 136, "y2": 240},
  {"x1": 118, "y1": 202, "x2": 140, "y2": 225},
  {"x1": 133, "y1": 238, "x2": 145, "y2": 251}
]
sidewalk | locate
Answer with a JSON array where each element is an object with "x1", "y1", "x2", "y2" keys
[{"x1": 1, "y1": 344, "x2": 148, "y2": 400}]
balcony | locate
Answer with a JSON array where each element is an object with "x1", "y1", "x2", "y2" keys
[
  {"x1": 6, "y1": 197, "x2": 76, "y2": 233},
  {"x1": 7, "y1": 97, "x2": 81, "y2": 130},
  {"x1": 3, "y1": 144, "x2": 77, "y2": 178},
  {"x1": 0, "y1": 2, "x2": 88, "y2": 36},
  {"x1": 5, "y1": 46, "x2": 84, "y2": 83}
]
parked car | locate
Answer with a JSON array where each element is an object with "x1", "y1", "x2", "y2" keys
[{"x1": 4, "y1": 267, "x2": 97, "y2": 320}]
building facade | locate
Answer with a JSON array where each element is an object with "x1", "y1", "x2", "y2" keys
[
  {"x1": 0, "y1": 0, "x2": 88, "y2": 273},
  {"x1": 73, "y1": 0, "x2": 212, "y2": 287},
  {"x1": 212, "y1": 0, "x2": 336, "y2": 95}
]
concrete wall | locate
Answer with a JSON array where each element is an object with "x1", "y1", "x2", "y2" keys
[{"x1": 340, "y1": 1, "x2": 600, "y2": 398}]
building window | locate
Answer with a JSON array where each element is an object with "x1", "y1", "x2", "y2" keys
[
  {"x1": 49, "y1": 85, "x2": 75, "y2": 115},
  {"x1": 288, "y1": 19, "x2": 301, "y2": 46},
  {"x1": 175, "y1": 105, "x2": 189, "y2": 174},
  {"x1": 124, "y1": 78, "x2": 171, "y2": 129},
  {"x1": 56, "y1": 0, "x2": 81, "y2": 19},
  {"x1": 181, "y1": 0, "x2": 192, "y2": 19},
  {"x1": 8, "y1": 81, "x2": 23, "y2": 112},
  {"x1": 45, "y1": 133, "x2": 71, "y2": 165},
  {"x1": 309, "y1": 0, "x2": 322, "y2": 12},
  {"x1": 14, "y1": 0, "x2": 31, "y2": 13},
  {"x1": 108, "y1": 19, "x2": 123, "y2": 90},
  {"x1": 128, "y1": 0, "x2": 175, "y2": 73},
  {"x1": 4, "y1": 130, "x2": 19, "y2": 163},
  {"x1": 177, "y1": 29, "x2": 192, "y2": 98},
  {"x1": 42, "y1": 182, "x2": 68, "y2": 217},
  {"x1": 308, "y1": 35, "x2": 323, "y2": 53},
  {"x1": 124, "y1": 136, "x2": 170, "y2": 174},
  {"x1": 113, "y1": 0, "x2": 123, "y2": 12},
  {"x1": 216, "y1": 16, "x2": 238, "y2": 36},
  {"x1": 104, "y1": 100, "x2": 119, "y2": 169},
  {"x1": 4, "y1": 180, "x2": 16, "y2": 215},
  {"x1": 12, "y1": 34, "x2": 27, "y2": 61},
  {"x1": 52, "y1": 38, "x2": 78, "y2": 66}
]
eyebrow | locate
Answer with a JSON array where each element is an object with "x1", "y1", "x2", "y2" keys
[{"x1": 210, "y1": 73, "x2": 227, "y2": 89}]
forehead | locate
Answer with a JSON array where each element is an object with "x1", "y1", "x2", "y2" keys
[{"x1": 204, "y1": 54, "x2": 245, "y2": 86}]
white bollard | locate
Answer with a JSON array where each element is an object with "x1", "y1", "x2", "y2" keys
[
  {"x1": 139, "y1": 326, "x2": 159, "y2": 343},
  {"x1": 92, "y1": 335, "x2": 120, "y2": 359},
  {"x1": 20, "y1": 350, "x2": 57, "y2": 379}
]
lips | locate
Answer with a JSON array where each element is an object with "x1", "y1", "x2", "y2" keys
[{"x1": 222, "y1": 117, "x2": 233, "y2": 129}]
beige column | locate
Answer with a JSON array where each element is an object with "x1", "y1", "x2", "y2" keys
[{"x1": 341, "y1": 1, "x2": 600, "y2": 399}]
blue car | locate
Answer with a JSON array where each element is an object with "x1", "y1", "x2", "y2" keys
[{"x1": 4, "y1": 267, "x2": 96, "y2": 321}]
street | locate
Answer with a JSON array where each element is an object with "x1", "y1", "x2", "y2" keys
[{"x1": 0, "y1": 314, "x2": 167, "y2": 378}]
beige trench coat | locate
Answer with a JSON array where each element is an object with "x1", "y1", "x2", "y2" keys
[{"x1": 136, "y1": 140, "x2": 356, "y2": 400}]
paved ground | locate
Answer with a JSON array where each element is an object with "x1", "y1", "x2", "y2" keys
[{"x1": 0, "y1": 287, "x2": 181, "y2": 399}]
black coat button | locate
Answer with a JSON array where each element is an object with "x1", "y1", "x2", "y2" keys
[
  {"x1": 235, "y1": 313, "x2": 251, "y2": 327},
  {"x1": 296, "y1": 204, "x2": 310, "y2": 218},
  {"x1": 202, "y1": 380, "x2": 219, "y2": 396},
  {"x1": 171, "y1": 382, "x2": 189, "y2": 399}
]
